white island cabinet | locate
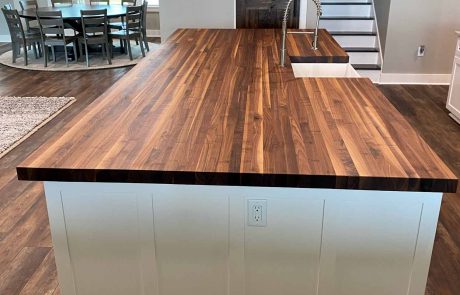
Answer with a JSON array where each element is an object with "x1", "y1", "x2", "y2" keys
[
  {"x1": 44, "y1": 182, "x2": 443, "y2": 295},
  {"x1": 447, "y1": 31, "x2": 460, "y2": 123}
]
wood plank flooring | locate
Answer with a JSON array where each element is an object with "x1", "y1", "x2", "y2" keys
[{"x1": 0, "y1": 49, "x2": 459, "y2": 293}]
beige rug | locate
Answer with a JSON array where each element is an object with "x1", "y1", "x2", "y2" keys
[
  {"x1": 0, "y1": 96, "x2": 75, "y2": 158},
  {"x1": 0, "y1": 42, "x2": 158, "y2": 71}
]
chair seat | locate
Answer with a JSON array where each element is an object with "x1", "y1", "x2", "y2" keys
[
  {"x1": 44, "y1": 35, "x2": 78, "y2": 46},
  {"x1": 109, "y1": 22, "x2": 125, "y2": 30},
  {"x1": 79, "y1": 34, "x2": 108, "y2": 45},
  {"x1": 110, "y1": 29, "x2": 140, "y2": 37}
]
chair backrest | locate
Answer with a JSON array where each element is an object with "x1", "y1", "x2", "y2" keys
[
  {"x1": 1, "y1": 8, "x2": 26, "y2": 42},
  {"x1": 19, "y1": 0, "x2": 38, "y2": 10},
  {"x1": 141, "y1": 1, "x2": 147, "y2": 31},
  {"x1": 125, "y1": 5, "x2": 142, "y2": 31},
  {"x1": 121, "y1": 0, "x2": 136, "y2": 6},
  {"x1": 3, "y1": 3, "x2": 14, "y2": 10},
  {"x1": 36, "y1": 10, "x2": 66, "y2": 39},
  {"x1": 80, "y1": 9, "x2": 108, "y2": 37},
  {"x1": 51, "y1": 0, "x2": 72, "y2": 7},
  {"x1": 89, "y1": 0, "x2": 109, "y2": 5}
]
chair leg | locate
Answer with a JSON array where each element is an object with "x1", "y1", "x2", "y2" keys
[
  {"x1": 37, "y1": 42, "x2": 42, "y2": 57},
  {"x1": 105, "y1": 42, "x2": 112, "y2": 65},
  {"x1": 127, "y1": 37, "x2": 133, "y2": 61},
  {"x1": 64, "y1": 45, "x2": 68, "y2": 67},
  {"x1": 44, "y1": 45, "x2": 48, "y2": 67},
  {"x1": 23, "y1": 42, "x2": 28, "y2": 66},
  {"x1": 51, "y1": 46, "x2": 56, "y2": 62},
  {"x1": 85, "y1": 42, "x2": 90, "y2": 67},
  {"x1": 139, "y1": 37, "x2": 145, "y2": 58},
  {"x1": 32, "y1": 43, "x2": 38, "y2": 59},
  {"x1": 11, "y1": 42, "x2": 17, "y2": 64},
  {"x1": 78, "y1": 40, "x2": 83, "y2": 62},
  {"x1": 143, "y1": 31, "x2": 149, "y2": 52},
  {"x1": 73, "y1": 41, "x2": 78, "y2": 63}
]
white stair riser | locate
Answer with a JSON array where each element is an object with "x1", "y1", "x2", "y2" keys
[
  {"x1": 333, "y1": 35, "x2": 377, "y2": 48},
  {"x1": 320, "y1": 19, "x2": 375, "y2": 32},
  {"x1": 356, "y1": 70, "x2": 381, "y2": 83},
  {"x1": 348, "y1": 52, "x2": 380, "y2": 64},
  {"x1": 322, "y1": 5, "x2": 372, "y2": 17}
]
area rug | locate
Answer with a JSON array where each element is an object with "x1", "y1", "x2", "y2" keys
[
  {"x1": 0, "y1": 96, "x2": 75, "y2": 159},
  {"x1": 0, "y1": 41, "x2": 159, "y2": 71}
]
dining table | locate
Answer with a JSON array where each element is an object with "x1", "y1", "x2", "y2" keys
[
  {"x1": 18, "y1": 4, "x2": 129, "y2": 57},
  {"x1": 18, "y1": 4, "x2": 127, "y2": 22}
]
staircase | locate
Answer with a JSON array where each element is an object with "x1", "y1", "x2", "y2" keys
[{"x1": 319, "y1": 0, "x2": 382, "y2": 83}]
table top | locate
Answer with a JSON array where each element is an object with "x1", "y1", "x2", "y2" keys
[
  {"x1": 17, "y1": 29, "x2": 458, "y2": 193},
  {"x1": 18, "y1": 4, "x2": 127, "y2": 20}
]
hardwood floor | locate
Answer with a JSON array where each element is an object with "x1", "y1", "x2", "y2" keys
[
  {"x1": 378, "y1": 84, "x2": 460, "y2": 295},
  {"x1": 0, "y1": 53, "x2": 459, "y2": 294}
]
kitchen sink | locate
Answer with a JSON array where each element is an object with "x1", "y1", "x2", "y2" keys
[{"x1": 291, "y1": 63, "x2": 360, "y2": 78}]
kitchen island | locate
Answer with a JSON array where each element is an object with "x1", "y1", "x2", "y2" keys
[{"x1": 18, "y1": 29, "x2": 457, "y2": 295}]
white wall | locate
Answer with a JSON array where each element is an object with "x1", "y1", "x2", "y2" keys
[
  {"x1": 159, "y1": 0, "x2": 235, "y2": 42},
  {"x1": 381, "y1": 0, "x2": 460, "y2": 75}
]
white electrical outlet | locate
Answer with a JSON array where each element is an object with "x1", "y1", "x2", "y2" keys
[
  {"x1": 418, "y1": 45, "x2": 426, "y2": 57},
  {"x1": 247, "y1": 199, "x2": 267, "y2": 227}
]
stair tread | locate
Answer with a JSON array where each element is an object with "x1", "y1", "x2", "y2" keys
[
  {"x1": 344, "y1": 47, "x2": 379, "y2": 52},
  {"x1": 322, "y1": 2, "x2": 372, "y2": 5},
  {"x1": 352, "y1": 64, "x2": 382, "y2": 70},
  {"x1": 321, "y1": 16, "x2": 374, "y2": 20},
  {"x1": 329, "y1": 31, "x2": 376, "y2": 36}
]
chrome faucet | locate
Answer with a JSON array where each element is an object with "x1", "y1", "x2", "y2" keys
[{"x1": 280, "y1": 0, "x2": 323, "y2": 67}]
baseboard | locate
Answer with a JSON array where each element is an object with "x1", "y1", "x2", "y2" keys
[
  {"x1": 147, "y1": 29, "x2": 161, "y2": 38},
  {"x1": 379, "y1": 73, "x2": 452, "y2": 85},
  {"x1": 0, "y1": 35, "x2": 11, "y2": 42}
]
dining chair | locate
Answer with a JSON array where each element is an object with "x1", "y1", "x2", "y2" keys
[
  {"x1": 19, "y1": 0, "x2": 39, "y2": 33},
  {"x1": 89, "y1": 0, "x2": 109, "y2": 5},
  {"x1": 109, "y1": 5, "x2": 145, "y2": 60},
  {"x1": 36, "y1": 10, "x2": 78, "y2": 67},
  {"x1": 1, "y1": 7, "x2": 41, "y2": 66},
  {"x1": 140, "y1": 0, "x2": 149, "y2": 52},
  {"x1": 51, "y1": 0, "x2": 72, "y2": 7},
  {"x1": 79, "y1": 9, "x2": 111, "y2": 67},
  {"x1": 109, "y1": 0, "x2": 136, "y2": 31}
]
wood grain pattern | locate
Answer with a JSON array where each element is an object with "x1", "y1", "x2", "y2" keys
[
  {"x1": 17, "y1": 29, "x2": 457, "y2": 192},
  {"x1": 287, "y1": 29, "x2": 349, "y2": 63},
  {"x1": 0, "y1": 51, "x2": 459, "y2": 294}
]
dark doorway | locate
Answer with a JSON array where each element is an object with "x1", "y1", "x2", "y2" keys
[{"x1": 236, "y1": 0, "x2": 301, "y2": 28}]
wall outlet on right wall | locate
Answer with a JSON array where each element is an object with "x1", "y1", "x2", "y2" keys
[{"x1": 418, "y1": 45, "x2": 426, "y2": 57}]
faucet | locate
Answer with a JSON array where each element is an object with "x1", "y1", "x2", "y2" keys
[{"x1": 280, "y1": 0, "x2": 323, "y2": 67}]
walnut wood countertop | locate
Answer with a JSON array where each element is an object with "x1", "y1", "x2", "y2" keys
[
  {"x1": 287, "y1": 29, "x2": 349, "y2": 63},
  {"x1": 17, "y1": 29, "x2": 458, "y2": 192}
]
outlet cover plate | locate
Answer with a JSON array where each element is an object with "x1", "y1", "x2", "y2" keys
[{"x1": 247, "y1": 199, "x2": 267, "y2": 227}]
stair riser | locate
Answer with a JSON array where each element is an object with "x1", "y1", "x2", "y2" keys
[
  {"x1": 320, "y1": 19, "x2": 375, "y2": 32},
  {"x1": 348, "y1": 52, "x2": 380, "y2": 64},
  {"x1": 322, "y1": 5, "x2": 372, "y2": 17},
  {"x1": 333, "y1": 35, "x2": 377, "y2": 48},
  {"x1": 356, "y1": 69, "x2": 381, "y2": 83}
]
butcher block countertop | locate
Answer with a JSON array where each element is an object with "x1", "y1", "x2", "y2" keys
[
  {"x1": 17, "y1": 29, "x2": 458, "y2": 192},
  {"x1": 287, "y1": 29, "x2": 349, "y2": 63}
]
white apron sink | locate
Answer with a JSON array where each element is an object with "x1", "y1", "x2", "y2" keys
[{"x1": 292, "y1": 63, "x2": 360, "y2": 78}]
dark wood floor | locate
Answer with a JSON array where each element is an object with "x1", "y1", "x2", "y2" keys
[{"x1": 0, "y1": 51, "x2": 459, "y2": 293}]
